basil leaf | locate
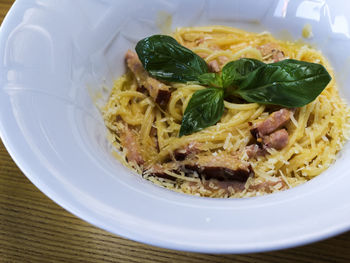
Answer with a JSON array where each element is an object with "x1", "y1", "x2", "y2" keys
[
  {"x1": 179, "y1": 88, "x2": 224, "y2": 136},
  {"x1": 198, "y1": 73, "x2": 223, "y2": 88},
  {"x1": 222, "y1": 58, "x2": 265, "y2": 88},
  {"x1": 135, "y1": 35, "x2": 208, "y2": 82},
  {"x1": 235, "y1": 59, "x2": 331, "y2": 107}
]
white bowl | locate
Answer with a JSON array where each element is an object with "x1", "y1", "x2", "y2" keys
[{"x1": 1, "y1": 0, "x2": 350, "y2": 254}]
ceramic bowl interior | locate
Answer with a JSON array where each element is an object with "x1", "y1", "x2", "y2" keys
[{"x1": 1, "y1": 0, "x2": 350, "y2": 253}]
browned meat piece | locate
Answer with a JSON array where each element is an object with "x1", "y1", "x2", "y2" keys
[
  {"x1": 258, "y1": 43, "x2": 285, "y2": 62},
  {"x1": 136, "y1": 85, "x2": 147, "y2": 93},
  {"x1": 203, "y1": 180, "x2": 246, "y2": 194},
  {"x1": 263, "y1": 129, "x2": 289, "y2": 150},
  {"x1": 120, "y1": 126, "x2": 144, "y2": 165},
  {"x1": 173, "y1": 142, "x2": 201, "y2": 161},
  {"x1": 208, "y1": 56, "x2": 229, "y2": 72},
  {"x1": 248, "y1": 109, "x2": 291, "y2": 158},
  {"x1": 246, "y1": 129, "x2": 289, "y2": 159},
  {"x1": 184, "y1": 153, "x2": 254, "y2": 182},
  {"x1": 251, "y1": 108, "x2": 291, "y2": 138},
  {"x1": 218, "y1": 56, "x2": 229, "y2": 66},
  {"x1": 245, "y1": 144, "x2": 266, "y2": 158},
  {"x1": 144, "y1": 151, "x2": 254, "y2": 183},
  {"x1": 208, "y1": 60, "x2": 220, "y2": 72},
  {"x1": 125, "y1": 50, "x2": 171, "y2": 106},
  {"x1": 144, "y1": 77, "x2": 171, "y2": 105},
  {"x1": 145, "y1": 164, "x2": 175, "y2": 180},
  {"x1": 248, "y1": 179, "x2": 286, "y2": 193}
]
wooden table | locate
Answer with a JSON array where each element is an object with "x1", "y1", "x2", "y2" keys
[{"x1": 1, "y1": 1, "x2": 350, "y2": 262}]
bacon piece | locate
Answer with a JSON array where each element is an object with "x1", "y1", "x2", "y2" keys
[
  {"x1": 144, "y1": 151, "x2": 254, "y2": 183},
  {"x1": 263, "y1": 129, "x2": 289, "y2": 150},
  {"x1": 184, "y1": 153, "x2": 254, "y2": 182},
  {"x1": 218, "y1": 56, "x2": 229, "y2": 66},
  {"x1": 248, "y1": 179, "x2": 286, "y2": 193},
  {"x1": 245, "y1": 144, "x2": 266, "y2": 159},
  {"x1": 246, "y1": 129, "x2": 289, "y2": 159},
  {"x1": 208, "y1": 56, "x2": 229, "y2": 72},
  {"x1": 248, "y1": 109, "x2": 291, "y2": 158},
  {"x1": 125, "y1": 50, "x2": 171, "y2": 106},
  {"x1": 258, "y1": 43, "x2": 285, "y2": 62},
  {"x1": 208, "y1": 60, "x2": 220, "y2": 73},
  {"x1": 173, "y1": 142, "x2": 201, "y2": 161},
  {"x1": 251, "y1": 108, "x2": 292, "y2": 138},
  {"x1": 120, "y1": 126, "x2": 144, "y2": 165},
  {"x1": 145, "y1": 164, "x2": 174, "y2": 180},
  {"x1": 203, "y1": 180, "x2": 246, "y2": 193}
]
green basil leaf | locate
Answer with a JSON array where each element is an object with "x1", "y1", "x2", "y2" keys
[
  {"x1": 135, "y1": 35, "x2": 208, "y2": 82},
  {"x1": 235, "y1": 59, "x2": 331, "y2": 107},
  {"x1": 198, "y1": 73, "x2": 223, "y2": 88},
  {"x1": 222, "y1": 58, "x2": 265, "y2": 88},
  {"x1": 179, "y1": 88, "x2": 224, "y2": 136}
]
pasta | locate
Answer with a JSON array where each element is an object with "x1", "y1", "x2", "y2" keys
[{"x1": 102, "y1": 26, "x2": 350, "y2": 198}]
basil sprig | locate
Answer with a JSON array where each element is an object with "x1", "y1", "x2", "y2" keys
[
  {"x1": 235, "y1": 59, "x2": 332, "y2": 107},
  {"x1": 179, "y1": 88, "x2": 224, "y2": 136},
  {"x1": 221, "y1": 58, "x2": 265, "y2": 88},
  {"x1": 135, "y1": 35, "x2": 331, "y2": 136},
  {"x1": 135, "y1": 35, "x2": 208, "y2": 82}
]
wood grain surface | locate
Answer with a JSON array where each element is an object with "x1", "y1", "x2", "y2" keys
[{"x1": 1, "y1": 1, "x2": 350, "y2": 262}]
